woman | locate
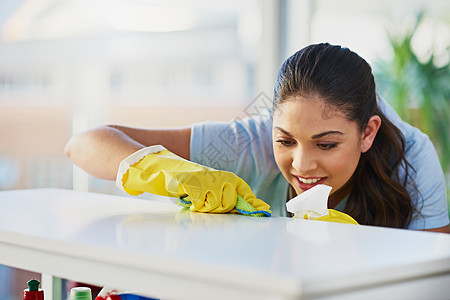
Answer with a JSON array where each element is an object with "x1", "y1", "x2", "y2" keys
[
  {"x1": 65, "y1": 43, "x2": 449, "y2": 232},
  {"x1": 274, "y1": 43, "x2": 415, "y2": 228}
]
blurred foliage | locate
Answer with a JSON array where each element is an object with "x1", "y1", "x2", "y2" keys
[{"x1": 374, "y1": 12, "x2": 450, "y2": 175}]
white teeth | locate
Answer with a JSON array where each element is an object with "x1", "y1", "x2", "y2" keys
[{"x1": 297, "y1": 177, "x2": 321, "y2": 184}]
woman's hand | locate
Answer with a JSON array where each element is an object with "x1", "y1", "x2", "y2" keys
[{"x1": 116, "y1": 146, "x2": 272, "y2": 217}]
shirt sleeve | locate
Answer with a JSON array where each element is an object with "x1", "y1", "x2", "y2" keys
[
  {"x1": 380, "y1": 98, "x2": 450, "y2": 229},
  {"x1": 190, "y1": 114, "x2": 289, "y2": 216}
]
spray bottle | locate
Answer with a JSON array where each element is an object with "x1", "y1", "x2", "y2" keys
[{"x1": 23, "y1": 279, "x2": 44, "y2": 300}]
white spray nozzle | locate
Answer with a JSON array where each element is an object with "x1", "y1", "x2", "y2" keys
[{"x1": 286, "y1": 184, "x2": 332, "y2": 219}]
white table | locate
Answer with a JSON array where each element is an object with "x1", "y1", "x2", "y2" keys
[{"x1": 1, "y1": 188, "x2": 449, "y2": 300}]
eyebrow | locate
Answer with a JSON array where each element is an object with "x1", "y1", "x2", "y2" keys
[
  {"x1": 274, "y1": 126, "x2": 294, "y2": 137},
  {"x1": 274, "y1": 127, "x2": 343, "y2": 139},
  {"x1": 311, "y1": 131, "x2": 344, "y2": 139}
]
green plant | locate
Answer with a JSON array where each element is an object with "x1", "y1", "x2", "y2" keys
[
  {"x1": 374, "y1": 12, "x2": 450, "y2": 174},
  {"x1": 374, "y1": 12, "x2": 450, "y2": 216}
]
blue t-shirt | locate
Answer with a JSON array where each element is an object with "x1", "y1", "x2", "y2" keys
[{"x1": 190, "y1": 98, "x2": 449, "y2": 229}]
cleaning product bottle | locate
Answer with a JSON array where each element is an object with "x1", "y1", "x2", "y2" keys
[
  {"x1": 95, "y1": 288, "x2": 159, "y2": 300},
  {"x1": 70, "y1": 287, "x2": 92, "y2": 300},
  {"x1": 95, "y1": 287, "x2": 159, "y2": 300},
  {"x1": 23, "y1": 279, "x2": 44, "y2": 300},
  {"x1": 96, "y1": 293, "x2": 158, "y2": 300}
]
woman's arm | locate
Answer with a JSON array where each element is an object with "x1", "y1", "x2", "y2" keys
[
  {"x1": 64, "y1": 125, "x2": 191, "y2": 180},
  {"x1": 423, "y1": 225, "x2": 450, "y2": 233}
]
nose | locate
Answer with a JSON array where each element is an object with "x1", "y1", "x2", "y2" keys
[{"x1": 291, "y1": 146, "x2": 318, "y2": 173}]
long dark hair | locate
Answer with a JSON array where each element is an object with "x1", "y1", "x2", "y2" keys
[{"x1": 273, "y1": 43, "x2": 416, "y2": 228}]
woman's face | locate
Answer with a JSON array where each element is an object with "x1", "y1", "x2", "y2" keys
[{"x1": 273, "y1": 97, "x2": 368, "y2": 197}]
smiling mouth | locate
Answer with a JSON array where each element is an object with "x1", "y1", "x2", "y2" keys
[{"x1": 294, "y1": 176, "x2": 327, "y2": 191}]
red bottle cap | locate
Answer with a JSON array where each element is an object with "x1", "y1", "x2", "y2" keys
[{"x1": 23, "y1": 279, "x2": 44, "y2": 300}]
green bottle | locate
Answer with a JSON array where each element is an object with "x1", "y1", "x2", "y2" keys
[{"x1": 69, "y1": 287, "x2": 92, "y2": 300}]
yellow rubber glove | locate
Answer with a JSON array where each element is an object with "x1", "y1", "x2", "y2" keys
[
  {"x1": 116, "y1": 145, "x2": 271, "y2": 217},
  {"x1": 301, "y1": 209, "x2": 359, "y2": 225}
]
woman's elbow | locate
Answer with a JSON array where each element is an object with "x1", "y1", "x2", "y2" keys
[
  {"x1": 64, "y1": 135, "x2": 76, "y2": 160},
  {"x1": 64, "y1": 136, "x2": 73, "y2": 158},
  {"x1": 63, "y1": 129, "x2": 95, "y2": 165}
]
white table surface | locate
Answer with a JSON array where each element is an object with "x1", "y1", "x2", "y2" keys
[{"x1": 0, "y1": 188, "x2": 449, "y2": 300}]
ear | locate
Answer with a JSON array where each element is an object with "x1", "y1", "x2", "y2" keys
[{"x1": 361, "y1": 115, "x2": 381, "y2": 153}]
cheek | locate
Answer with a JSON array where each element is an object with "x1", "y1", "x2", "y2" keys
[
  {"x1": 273, "y1": 147, "x2": 291, "y2": 174},
  {"x1": 324, "y1": 146, "x2": 361, "y2": 178}
]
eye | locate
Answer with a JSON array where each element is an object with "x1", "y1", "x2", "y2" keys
[
  {"x1": 276, "y1": 139, "x2": 295, "y2": 147},
  {"x1": 317, "y1": 143, "x2": 337, "y2": 150}
]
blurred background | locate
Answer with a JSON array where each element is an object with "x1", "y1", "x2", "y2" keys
[{"x1": 0, "y1": 0, "x2": 448, "y2": 298}]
